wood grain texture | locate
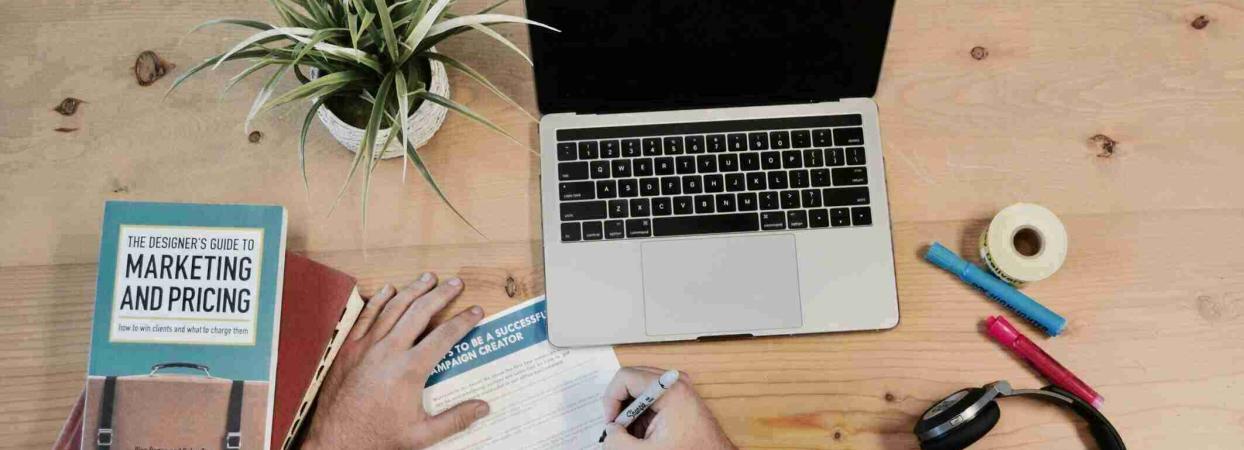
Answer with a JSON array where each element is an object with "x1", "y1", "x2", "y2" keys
[{"x1": 3, "y1": 0, "x2": 1244, "y2": 448}]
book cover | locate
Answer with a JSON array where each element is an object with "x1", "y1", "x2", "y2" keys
[{"x1": 82, "y1": 201, "x2": 287, "y2": 450}]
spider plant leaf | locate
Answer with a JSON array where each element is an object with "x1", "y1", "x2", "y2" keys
[
  {"x1": 277, "y1": 28, "x2": 385, "y2": 73},
  {"x1": 330, "y1": 72, "x2": 395, "y2": 216},
  {"x1": 165, "y1": 48, "x2": 272, "y2": 97},
  {"x1": 257, "y1": 70, "x2": 368, "y2": 115},
  {"x1": 394, "y1": 74, "x2": 413, "y2": 183},
  {"x1": 246, "y1": 64, "x2": 291, "y2": 133},
  {"x1": 398, "y1": 0, "x2": 453, "y2": 64},
  {"x1": 288, "y1": 29, "x2": 340, "y2": 70},
  {"x1": 371, "y1": 0, "x2": 402, "y2": 62},
  {"x1": 464, "y1": 23, "x2": 531, "y2": 65},
  {"x1": 403, "y1": 141, "x2": 486, "y2": 237},
  {"x1": 302, "y1": 0, "x2": 335, "y2": 27},
  {"x1": 426, "y1": 14, "x2": 559, "y2": 37},
  {"x1": 423, "y1": 51, "x2": 536, "y2": 122},
  {"x1": 299, "y1": 95, "x2": 329, "y2": 196},
  {"x1": 415, "y1": 90, "x2": 534, "y2": 154},
  {"x1": 268, "y1": 0, "x2": 316, "y2": 28},
  {"x1": 214, "y1": 27, "x2": 313, "y2": 70},
  {"x1": 190, "y1": 18, "x2": 275, "y2": 33},
  {"x1": 221, "y1": 57, "x2": 284, "y2": 98}
]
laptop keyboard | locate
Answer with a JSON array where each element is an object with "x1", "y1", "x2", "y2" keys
[{"x1": 554, "y1": 114, "x2": 873, "y2": 242}]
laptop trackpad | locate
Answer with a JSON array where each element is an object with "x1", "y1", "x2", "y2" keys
[{"x1": 641, "y1": 235, "x2": 803, "y2": 336}]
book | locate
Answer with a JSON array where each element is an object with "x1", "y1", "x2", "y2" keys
[
  {"x1": 60, "y1": 250, "x2": 363, "y2": 450},
  {"x1": 82, "y1": 201, "x2": 287, "y2": 450}
]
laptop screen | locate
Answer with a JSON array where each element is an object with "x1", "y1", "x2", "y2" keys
[{"x1": 525, "y1": 0, "x2": 896, "y2": 115}]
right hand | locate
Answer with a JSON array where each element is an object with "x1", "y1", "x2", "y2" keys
[{"x1": 601, "y1": 367, "x2": 736, "y2": 450}]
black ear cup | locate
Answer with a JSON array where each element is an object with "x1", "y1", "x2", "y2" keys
[{"x1": 918, "y1": 401, "x2": 1000, "y2": 450}]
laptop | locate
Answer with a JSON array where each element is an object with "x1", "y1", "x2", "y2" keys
[{"x1": 528, "y1": 0, "x2": 899, "y2": 346}]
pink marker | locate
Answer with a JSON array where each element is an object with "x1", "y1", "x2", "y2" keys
[{"x1": 985, "y1": 316, "x2": 1105, "y2": 408}]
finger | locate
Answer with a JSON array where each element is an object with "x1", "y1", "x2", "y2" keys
[
  {"x1": 384, "y1": 278, "x2": 465, "y2": 346},
  {"x1": 410, "y1": 305, "x2": 484, "y2": 366},
  {"x1": 349, "y1": 284, "x2": 395, "y2": 341},
  {"x1": 370, "y1": 273, "x2": 438, "y2": 341},
  {"x1": 602, "y1": 423, "x2": 644, "y2": 450},
  {"x1": 421, "y1": 400, "x2": 490, "y2": 443},
  {"x1": 602, "y1": 368, "x2": 663, "y2": 420}
]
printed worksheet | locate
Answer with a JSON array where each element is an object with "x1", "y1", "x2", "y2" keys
[{"x1": 424, "y1": 297, "x2": 620, "y2": 450}]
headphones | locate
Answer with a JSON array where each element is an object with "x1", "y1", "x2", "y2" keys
[{"x1": 914, "y1": 381, "x2": 1126, "y2": 450}]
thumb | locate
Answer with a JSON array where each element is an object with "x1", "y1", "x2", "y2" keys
[
  {"x1": 421, "y1": 400, "x2": 490, "y2": 443},
  {"x1": 602, "y1": 423, "x2": 645, "y2": 450}
]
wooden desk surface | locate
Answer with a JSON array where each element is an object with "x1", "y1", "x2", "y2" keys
[{"x1": 3, "y1": 1, "x2": 1243, "y2": 448}]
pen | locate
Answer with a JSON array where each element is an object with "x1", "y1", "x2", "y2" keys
[
  {"x1": 986, "y1": 315, "x2": 1104, "y2": 408},
  {"x1": 925, "y1": 242, "x2": 1068, "y2": 336},
  {"x1": 599, "y1": 370, "x2": 680, "y2": 443}
]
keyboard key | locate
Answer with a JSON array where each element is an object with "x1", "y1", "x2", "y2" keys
[
  {"x1": 801, "y1": 189, "x2": 822, "y2": 207},
  {"x1": 560, "y1": 181, "x2": 595, "y2": 201},
  {"x1": 578, "y1": 141, "x2": 599, "y2": 159},
  {"x1": 770, "y1": 130, "x2": 790, "y2": 149},
  {"x1": 618, "y1": 179, "x2": 638, "y2": 197},
  {"x1": 654, "y1": 157, "x2": 675, "y2": 176},
  {"x1": 600, "y1": 140, "x2": 620, "y2": 158},
  {"x1": 557, "y1": 143, "x2": 577, "y2": 161},
  {"x1": 846, "y1": 147, "x2": 866, "y2": 165},
  {"x1": 622, "y1": 139, "x2": 641, "y2": 157},
  {"x1": 851, "y1": 206, "x2": 873, "y2": 226},
  {"x1": 639, "y1": 178, "x2": 660, "y2": 196},
  {"x1": 559, "y1": 162, "x2": 589, "y2": 181},
  {"x1": 673, "y1": 196, "x2": 694, "y2": 215},
  {"x1": 605, "y1": 220, "x2": 625, "y2": 239},
  {"x1": 782, "y1": 150, "x2": 802, "y2": 168},
  {"x1": 561, "y1": 201, "x2": 606, "y2": 220},
  {"x1": 809, "y1": 209, "x2": 830, "y2": 228},
  {"x1": 803, "y1": 148, "x2": 824, "y2": 167},
  {"x1": 834, "y1": 127, "x2": 864, "y2": 146},
  {"x1": 761, "y1": 212, "x2": 786, "y2": 230},
  {"x1": 780, "y1": 190, "x2": 800, "y2": 209},
  {"x1": 813, "y1": 129, "x2": 833, "y2": 146},
  {"x1": 661, "y1": 177, "x2": 682, "y2": 195},
  {"x1": 682, "y1": 175, "x2": 703, "y2": 194},
  {"x1": 787, "y1": 210, "x2": 808, "y2": 229},
  {"x1": 811, "y1": 168, "x2": 831, "y2": 187},
  {"x1": 827, "y1": 148, "x2": 845, "y2": 166},
  {"x1": 738, "y1": 192, "x2": 758, "y2": 211},
  {"x1": 582, "y1": 221, "x2": 603, "y2": 240},
  {"x1": 663, "y1": 136, "x2": 684, "y2": 155},
  {"x1": 630, "y1": 198, "x2": 651, "y2": 217},
  {"x1": 686, "y1": 135, "x2": 706, "y2": 153},
  {"x1": 716, "y1": 194, "x2": 737, "y2": 212},
  {"x1": 611, "y1": 159, "x2": 632, "y2": 178},
  {"x1": 728, "y1": 133, "x2": 748, "y2": 151},
  {"x1": 694, "y1": 195, "x2": 715, "y2": 214},
  {"x1": 608, "y1": 200, "x2": 629, "y2": 218},
  {"x1": 748, "y1": 132, "x2": 770, "y2": 150},
  {"x1": 746, "y1": 172, "x2": 767, "y2": 190},
  {"x1": 832, "y1": 167, "x2": 868, "y2": 186},
  {"x1": 703, "y1": 174, "x2": 724, "y2": 193},
  {"x1": 633, "y1": 158, "x2": 654, "y2": 176},
  {"x1": 590, "y1": 160, "x2": 610, "y2": 179},
  {"x1": 768, "y1": 171, "x2": 788, "y2": 189},
  {"x1": 697, "y1": 155, "x2": 718, "y2": 173},
  {"x1": 740, "y1": 153, "x2": 760, "y2": 171},
  {"x1": 761, "y1": 151, "x2": 781, "y2": 170},
  {"x1": 830, "y1": 208, "x2": 850, "y2": 227},
  {"x1": 642, "y1": 138, "x2": 661, "y2": 156},
  {"x1": 596, "y1": 180, "x2": 617, "y2": 199},
  {"x1": 707, "y1": 134, "x2": 727, "y2": 152},
  {"x1": 626, "y1": 218, "x2": 652, "y2": 238},
  {"x1": 725, "y1": 173, "x2": 746, "y2": 192},
  {"x1": 561, "y1": 223, "x2": 581, "y2": 241},
  {"x1": 759, "y1": 192, "x2": 780, "y2": 210},
  {"x1": 823, "y1": 187, "x2": 870, "y2": 206},
  {"x1": 652, "y1": 197, "x2": 672, "y2": 216},
  {"x1": 676, "y1": 156, "x2": 696, "y2": 174},
  {"x1": 792, "y1": 130, "x2": 811, "y2": 148},
  {"x1": 719, "y1": 154, "x2": 739, "y2": 172},
  {"x1": 789, "y1": 170, "x2": 810, "y2": 188},
  {"x1": 652, "y1": 213, "x2": 759, "y2": 237}
]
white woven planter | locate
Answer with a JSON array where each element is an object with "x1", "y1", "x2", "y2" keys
[{"x1": 310, "y1": 56, "x2": 450, "y2": 160}]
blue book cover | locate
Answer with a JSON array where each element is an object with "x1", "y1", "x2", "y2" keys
[{"x1": 82, "y1": 201, "x2": 287, "y2": 450}]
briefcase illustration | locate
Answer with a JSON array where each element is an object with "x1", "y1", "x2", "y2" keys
[{"x1": 83, "y1": 362, "x2": 269, "y2": 450}]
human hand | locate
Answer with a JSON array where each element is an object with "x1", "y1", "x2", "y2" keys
[
  {"x1": 601, "y1": 367, "x2": 736, "y2": 450},
  {"x1": 303, "y1": 273, "x2": 488, "y2": 450}
]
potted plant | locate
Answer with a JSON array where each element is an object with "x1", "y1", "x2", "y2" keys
[{"x1": 168, "y1": 0, "x2": 555, "y2": 232}]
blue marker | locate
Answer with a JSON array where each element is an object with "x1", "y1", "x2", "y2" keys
[{"x1": 925, "y1": 242, "x2": 1067, "y2": 336}]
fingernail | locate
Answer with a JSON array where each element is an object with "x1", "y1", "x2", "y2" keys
[
  {"x1": 420, "y1": 272, "x2": 433, "y2": 282},
  {"x1": 475, "y1": 403, "x2": 490, "y2": 418},
  {"x1": 448, "y1": 278, "x2": 462, "y2": 287},
  {"x1": 469, "y1": 306, "x2": 483, "y2": 316}
]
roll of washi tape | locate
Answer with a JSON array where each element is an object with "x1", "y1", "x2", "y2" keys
[{"x1": 979, "y1": 203, "x2": 1068, "y2": 286}]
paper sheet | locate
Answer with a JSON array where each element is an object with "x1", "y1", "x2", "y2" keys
[{"x1": 423, "y1": 297, "x2": 620, "y2": 450}]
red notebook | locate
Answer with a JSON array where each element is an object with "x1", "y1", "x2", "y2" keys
[{"x1": 56, "y1": 252, "x2": 363, "y2": 450}]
